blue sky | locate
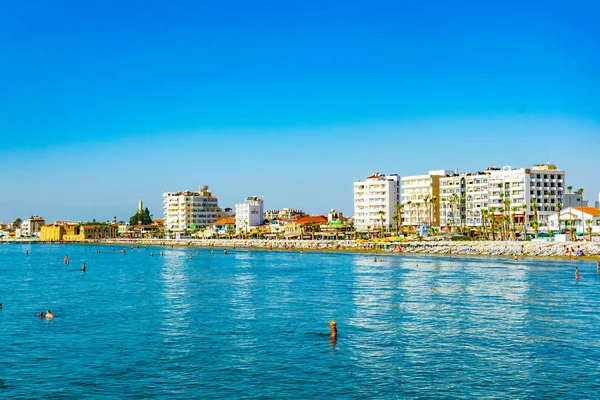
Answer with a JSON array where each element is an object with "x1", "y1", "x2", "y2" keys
[{"x1": 1, "y1": 0, "x2": 599, "y2": 223}]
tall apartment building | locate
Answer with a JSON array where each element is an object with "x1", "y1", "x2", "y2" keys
[
  {"x1": 163, "y1": 185, "x2": 221, "y2": 236},
  {"x1": 401, "y1": 170, "x2": 454, "y2": 229},
  {"x1": 353, "y1": 173, "x2": 400, "y2": 233},
  {"x1": 438, "y1": 163, "x2": 565, "y2": 230},
  {"x1": 236, "y1": 196, "x2": 264, "y2": 233}
]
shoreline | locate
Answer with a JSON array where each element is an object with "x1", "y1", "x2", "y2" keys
[{"x1": 24, "y1": 238, "x2": 600, "y2": 261}]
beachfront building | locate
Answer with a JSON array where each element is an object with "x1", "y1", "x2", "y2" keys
[
  {"x1": 264, "y1": 208, "x2": 305, "y2": 220},
  {"x1": 563, "y1": 192, "x2": 588, "y2": 209},
  {"x1": 438, "y1": 163, "x2": 565, "y2": 233},
  {"x1": 353, "y1": 173, "x2": 400, "y2": 234},
  {"x1": 401, "y1": 170, "x2": 453, "y2": 232},
  {"x1": 284, "y1": 215, "x2": 328, "y2": 239},
  {"x1": 163, "y1": 185, "x2": 221, "y2": 238},
  {"x1": 548, "y1": 206, "x2": 600, "y2": 234},
  {"x1": 21, "y1": 215, "x2": 45, "y2": 237},
  {"x1": 40, "y1": 222, "x2": 118, "y2": 241},
  {"x1": 210, "y1": 218, "x2": 237, "y2": 237},
  {"x1": 235, "y1": 196, "x2": 264, "y2": 234}
]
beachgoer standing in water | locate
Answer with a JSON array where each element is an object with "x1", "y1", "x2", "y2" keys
[
  {"x1": 64, "y1": 255, "x2": 69, "y2": 265},
  {"x1": 45, "y1": 310, "x2": 54, "y2": 319},
  {"x1": 575, "y1": 267, "x2": 580, "y2": 281}
]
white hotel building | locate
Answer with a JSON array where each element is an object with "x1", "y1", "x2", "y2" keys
[
  {"x1": 438, "y1": 163, "x2": 565, "y2": 230},
  {"x1": 353, "y1": 173, "x2": 400, "y2": 232},
  {"x1": 235, "y1": 196, "x2": 264, "y2": 233},
  {"x1": 163, "y1": 185, "x2": 221, "y2": 237},
  {"x1": 401, "y1": 170, "x2": 453, "y2": 229}
]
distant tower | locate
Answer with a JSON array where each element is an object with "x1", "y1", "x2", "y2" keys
[{"x1": 138, "y1": 199, "x2": 143, "y2": 213}]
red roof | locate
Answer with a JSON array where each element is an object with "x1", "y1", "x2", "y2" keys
[
  {"x1": 573, "y1": 207, "x2": 600, "y2": 217},
  {"x1": 212, "y1": 218, "x2": 236, "y2": 226},
  {"x1": 293, "y1": 215, "x2": 328, "y2": 226}
]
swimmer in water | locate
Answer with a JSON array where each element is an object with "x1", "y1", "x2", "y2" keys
[
  {"x1": 36, "y1": 311, "x2": 44, "y2": 318},
  {"x1": 189, "y1": 254, "x2": 193, "y2": 260},
  {"x1": 64, "y1": 255, "x2": 70, "y2": 265},
  {"x1": 81, "y1": 263, "x2": 86, "y2": 272},
  {"x1": 0, "y1": 302, "x2": 2, "y2": 309},
  {"x1": 373, "y1": 257, "x2": 377, "y2": 262},
  {"x1": 575, "y1": 267, "x2": 580, "y2": 281},
  {"x1": 26, "y1": 250, "x2": 29, "y2": 256},
  {"x1": 151, "y1": 252, "x2": 154, "y2": 257},
  {"x1": 514, "y1": 255, "x2": 518, "y2": 263},
  {"x1": 596, "y1": 260, "x2": 600, "y2": 274},
  {"x1": 45, "y1": 310, "x2": 54, "y2": 319},
  {"x1": 224, "y1": 249, "x2": 228, "y2": 255},
  {"x1": 329, "y1": 320, "x2": 337, "y2": 345}
]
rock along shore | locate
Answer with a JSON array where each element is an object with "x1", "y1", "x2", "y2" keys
[{"x1": 54, "y1": 238, "x2": 600, "y2": 259}]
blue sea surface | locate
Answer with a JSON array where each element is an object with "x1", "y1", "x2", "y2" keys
[{"x1": 1, "y1": 243, "x2": 599, "y2": 399}]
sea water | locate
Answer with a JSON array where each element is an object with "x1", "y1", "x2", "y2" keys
[{"x1": 0, "y1": 243, "x2": 599, "y2": 399}]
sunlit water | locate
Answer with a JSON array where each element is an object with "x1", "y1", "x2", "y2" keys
[{"x1": 1, "y1": 243, "x2": 599, "y2": 399}]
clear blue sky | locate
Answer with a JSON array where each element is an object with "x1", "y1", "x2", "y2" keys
[{"x1": 1, "y1": 0, "x2": 599, "y2": 223}]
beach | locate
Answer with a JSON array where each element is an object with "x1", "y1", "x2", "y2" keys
[{"x1": 54, "y1": 238, "x2": 600, "y2": 259}]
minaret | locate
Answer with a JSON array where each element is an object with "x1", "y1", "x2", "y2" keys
[{"x1": 138, "y1": 199, "x2": 143, "y2": 213}]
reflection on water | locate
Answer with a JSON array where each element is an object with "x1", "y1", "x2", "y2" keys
[{"x1": 0, "y1": 245, "x2": 599, "y2": 398}]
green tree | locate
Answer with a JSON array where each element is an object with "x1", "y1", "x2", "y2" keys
[
  {"x1": 12, "y1": 218, "x2": 22, "y2": 229},
  {"x1": 130, "y1": 207, "x2": 152, "y2": 225}
]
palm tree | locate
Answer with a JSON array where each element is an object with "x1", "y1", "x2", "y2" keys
[
  {"x1": 481, "y1": 209, "x2": 489, "y2": 240},
  {"x1": 392, "y1": 215, "x2": 400, "y2": 236},
  {"x1": 532, "y1": 201, "x2": 539, "y2": 239},
  {"x1": 585, "y1": 219, "x2": 593, "y2": 241},
  {"x1": 567, "y1": 220, "x2": 576, "y2": 241},
  {"x1": 377, "y1": 210, "x2": 386, "y2": 237},
  {"x1": 510, "y1": 206, "x2": 519, "y2": 240},
  {"x1": 556, "y1": 202, "x2": 563, "y2": 232},
  {"x1": 577, "y1": 188, "x2": 584, "y2": 234},
  {"x1": 531, "y1": 219, "x2": 539, "y2": 239},
  {"x1": 395, "y1": 204, "x2": 404, "y2": 235},
  {"x1": 366, "y1": 225, "x2": 371, "y2": 240},
  {"x1": 489, "y1": 206, "x2": 497, "y2": 240},
  {"x1": 430, "y1": 195, "x2": 437, "y2": 227}
]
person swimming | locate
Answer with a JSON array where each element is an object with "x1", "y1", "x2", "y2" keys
[
  {"x1": 575, "y1": 267, "x2": 580, "y2": 281},
  {"x1": 36, "y1": 312, "x2": 44, "y2": 318},
  {"x1": 224, "y1": 249, "x2": 228, "y2": 255},
  {"x1": 64, "y1": 255, "x2": 70, "y2": 265},
  {"x1": 81, "y1": 263, "x2": 86, "y2": 272},
  {"x1": 45, "y1": 310, "x2": 54, "y2": 319},
  {"x1": 329, "y1": 320, "x2": 337, "y2": 338}
]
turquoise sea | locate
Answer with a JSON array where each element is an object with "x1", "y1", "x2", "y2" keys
[{"x1": 1, "y1": 243, "x2": 599, "y2": 399}]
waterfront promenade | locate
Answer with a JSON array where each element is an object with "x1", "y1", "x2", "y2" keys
[{"x1": 37, "y1": 238, "x2": 600, "y2": 258}]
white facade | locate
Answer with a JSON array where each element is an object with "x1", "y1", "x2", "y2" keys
[
  {"x1": 353, "y1": 173, "x2": 400, "y2": 232},
  {"x1": 163, "y1": 186, "x2": 221, "y2": 236},
  {"x1": 402, "y1": 170, "x2": 453, "y2": 228},
  {"x1": 548, "y1": 206, "x2": 600, "y2": 234},
  {"x1": 437, "y1": 164, "x2": 565, "y2": 231},
  {"x1": 235, "y1": 196, "x2": 264, "y2": 233},
  {"x1": 21, "y1": 215, "x2": 45, "y2": 237}
]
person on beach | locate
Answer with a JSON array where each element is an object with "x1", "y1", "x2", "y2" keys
[
  {"x1": 45, "y1": 310, "x2": 54, "y2": 319},
  {"x1": 575, "y1": 267, "x2": 580, "y2": 281}
]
